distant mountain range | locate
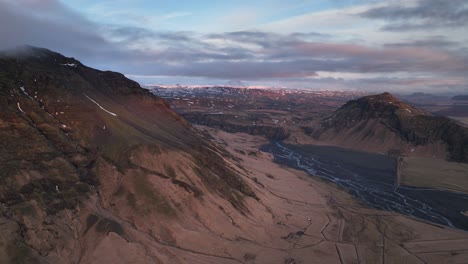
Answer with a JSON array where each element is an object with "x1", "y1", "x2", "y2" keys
[{"x1": 452, "y1": 95, "x2": 468, "y2": 100}]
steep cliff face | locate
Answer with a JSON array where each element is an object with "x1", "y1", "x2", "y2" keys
[
  {"x1": 0, "y1": 47, "x2": 255, "y2": 263},
  {"x1": 305, "y1": 92, "x2": 468, "y2": 162}
]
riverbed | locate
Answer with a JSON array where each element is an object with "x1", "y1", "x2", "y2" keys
[{"x1": 261, "y1": 142, "x2": 468, "y2": 231}]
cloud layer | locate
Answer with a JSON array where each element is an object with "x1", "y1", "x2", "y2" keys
[
  {"x1": 1, "y1": 0, "x2": 467, "y2": 94},
  {"x1": 361, "y1": 0, "x2": 468, "y2": 31}
]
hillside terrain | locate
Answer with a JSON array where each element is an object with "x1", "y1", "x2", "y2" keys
[
  {"x1": 298, "y1": 93, "x2": 468, "y2": 193},
  {"x1": 153, "y1": 87, "x2": 468, "y2": 163},
  {"x1": 155, "y1": 87, "x2": 468, "y2": 196},
  {"x1": 305, "y1": 92, "x2": 468, "y2": 162},
  {"x1": 1, "y1": 47, "x2": 467, "y2": 264},
  {"x1": 0, "y1": 47, "x2": 256, "y2": 263}
]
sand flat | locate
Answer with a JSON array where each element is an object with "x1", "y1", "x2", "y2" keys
[{"x1": 399, "y1": 157, "x2": 468, "y2": 193}]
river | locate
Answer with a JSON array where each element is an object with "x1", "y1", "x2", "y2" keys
[{"x1": 261, "y1": 142, "x2": 468, "y2": 231}]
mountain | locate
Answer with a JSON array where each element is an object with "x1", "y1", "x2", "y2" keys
[
  {"x1": 452, "y1": 95, "x2": 468, "y2": 100},
  {"x1": 0, "y1": 46, "x2": 256, "y2": 263},
  {"x1": 304, "y1": 92, "x2": 468, "y2": 162},
  {"x1": 401, "y1": 92, "x2": 449, "y2": 106},
  {"x1": 2, "y1": 48, "x2": 468, "y2": 263}
]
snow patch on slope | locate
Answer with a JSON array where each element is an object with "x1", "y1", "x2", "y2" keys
[
  {"x1": 61, "y1": 63, "x2": 77, "y2": 67},
  {"x1": 17, "y1": 102, "x2": 25, "y2": 114},
  {"x1": 83, "y1": 93, "x2": 118, "y2": 117}
]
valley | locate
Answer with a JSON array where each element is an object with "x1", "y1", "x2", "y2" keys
[
  {"x1": 261, "y1": 142, "x2": 468, "y2": 230},
  {"x1": 148, "y1": 86, "x2": 366, "y2": 141},
  {"x1": 2, "y1": 0, "x2": 468, "y2": 262},
  {"x1": 201, "y1": 129, "x2": 468, "y2": 263},
  {"x1": 0, "y1": 47, "x2": 467, "y2": 264},
  {"x1": 152, "y1": 86, "x2": 468, "y2": 233}
]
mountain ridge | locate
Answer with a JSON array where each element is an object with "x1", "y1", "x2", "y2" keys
[
  {"x1": 304, "y1": 92, "x2": 468, "y2": 162},
  {"x1": 0, "y1": 46, "x2": 258, "y2": 263}
]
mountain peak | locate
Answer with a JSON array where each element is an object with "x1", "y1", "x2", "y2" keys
[
  {"x1": 380, "y1": 91, "x2": 395, "y2": 99},
  {"x1": 2, "y1": 45, "x2": 63, "y2": 59},
  {"x1": 1, "y1": 45, "x2": 84, "y2": 70},
  {"x1": 309, "y1": 92, "x2": 468, "y2": 162},
  {"x1": 360, "y1": 92, "x2": 398, "y2": 103},
  {"x1": 338, "y1": 92, "x2": 428, "y2": 118},
  {"x1": 0, "y1": 46, "x2": 149, "y2": 97},
  {"x1": 317, "y1": 92, "x2": 430, "y2": 137}
]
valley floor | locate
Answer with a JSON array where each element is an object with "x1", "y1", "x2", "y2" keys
[
  {"x1": 157, "y1": 127, "x2": 468, "y2": 264},
  {"x1": 399, "y1": 157, "x2": 468, "y2": 194},
  {"x1": 7, "y1": 128, "x2": 467, "y2": 264}
]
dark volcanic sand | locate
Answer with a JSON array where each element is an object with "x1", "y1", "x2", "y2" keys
[{"x1": 261, "y1": 142, "x2": 468, "y2": 231}]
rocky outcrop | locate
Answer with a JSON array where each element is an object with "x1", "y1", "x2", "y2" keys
[{"x1": 183, "y1": 113, "x2": 290, "y2": 140}]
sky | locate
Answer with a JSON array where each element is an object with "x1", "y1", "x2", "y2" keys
[{"x1": 0, "y1": 0, "x2": 467, "y2": 94}]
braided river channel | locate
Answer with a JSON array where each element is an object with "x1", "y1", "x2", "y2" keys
[{"x1": 261, "y1": 142, "x2": 468, "y2": 231}]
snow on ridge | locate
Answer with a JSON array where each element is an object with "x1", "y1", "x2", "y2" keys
[
  {"x1": 17, "y1": 102, "x2": 26, "y2": 114},
  {"x1": 147, "y1": 85, "x2": 368, "y2": 97},
  {"x1": 20, "y1": 86, "x2": 27, "y2": 94},
  {"x1": 19, "y1": 86, "x2": 33, "y2": 99},
  {"x1": 83, "y1": 93, "x2": 118, "y2": 117},
  {"x1": 61, "y1": 63, "x2": 77, "y2": 67}
]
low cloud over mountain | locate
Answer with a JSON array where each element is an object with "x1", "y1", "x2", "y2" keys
[{"x1": 1, "y1": 0, "x2": 467, "y2": 93}]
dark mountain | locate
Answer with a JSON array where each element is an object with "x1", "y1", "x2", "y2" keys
[
  {"x1": 0, "y1": 46, "x2": 255, "y2": 263},
  {"x1": 304, "y1": 92, "x2": 468, "y2": 162},
  {"x1": 400, "y1": 92, "x2": 448, "y2": 106},
  {"x1": 452, "y1": 95, "x2": 468, "y2": 100},
  {"x1": 433, "y1": 105, "x2": 468, "y2": 117}
]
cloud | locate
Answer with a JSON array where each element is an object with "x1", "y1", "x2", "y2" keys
[
  {"x1": 1, "y1": 0, "x2": 467, "y2": 94},
  {"x1": 259, "y1": 3, "x2": 373, "y2": 35},
  {"x1": 152, "y1": 60, "x2": 319, "y2": 79},
  {"x1": 384, "y1": 37, "x2": 459, "y2": 49},
  {"x1": 107, "y1": 26, "x2": 156, "y2": 41},
  {"x1": 290, "y1": 32, "x2": 332, "y2": 39},
  {"x1": 0, "y1": 0, "x2": 115, "y2": 58},
  {"x1": 160, "y1": 12, "x2": 191, "y2": 21},
  {"x1": 361, "y1": 0, "x2": 468, "y2": 31}
]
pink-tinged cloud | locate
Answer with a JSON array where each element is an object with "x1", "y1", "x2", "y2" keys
[{"x1": 1, "y1": 0, "x2": 467, "y2": 93}]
